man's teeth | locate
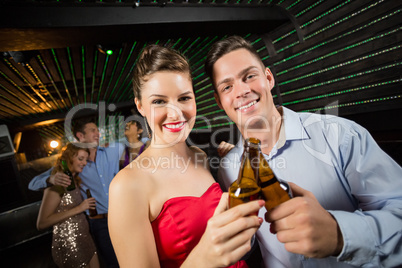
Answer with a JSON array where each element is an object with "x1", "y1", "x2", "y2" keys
[
  {"x1": 238, "y1": 100, "x2": 257, "y2": 110},
  {"x1": 165, "y1": 122, "x2": 184, "y2": 129}
]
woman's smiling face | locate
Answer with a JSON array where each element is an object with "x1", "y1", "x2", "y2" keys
[
  {"x1": 71, "y1": 149, "x2": 89, "y2": 174},
  {"x1": 136, "y1": 71, "x2": 196, "y2": 147}
]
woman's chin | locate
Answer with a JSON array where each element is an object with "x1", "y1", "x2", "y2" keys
[{"x1": 153, "y1": 132, "x2": 189, "y2": 147}]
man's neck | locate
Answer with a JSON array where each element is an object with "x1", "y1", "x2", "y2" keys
[
  {"x1": 240, "y1": 107, "x2": 282, "y2": 155},
  {"x1": 127, "y1": 136, "x2": 141, "y2": 144},
  {"x1": 88, "y1": 147, "x2": 97, "y2": 162}
]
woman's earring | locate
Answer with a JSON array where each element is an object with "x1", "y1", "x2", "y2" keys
[{"x1": 144, "y1": 118, "x2": 151, "y2": 139}]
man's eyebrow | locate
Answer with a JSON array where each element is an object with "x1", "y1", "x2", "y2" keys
[
  {"x1": 216, "y1": 77, "x2": 234, "y2": 88},
  {"x1": 238, "y1": 66, "x2": 259, "y2": 78},
  {"x1": 216, "y1": 66, "x2": 259, "y2": 88}
]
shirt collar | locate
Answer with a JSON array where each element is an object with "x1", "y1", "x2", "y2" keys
[
  {"x1": 276, "y1": 107, "x2": 286, "y2": 149},
  {"x1": 235, "y1": 106, "x2": 310, "y2": 150},
  {"x1": 281, "y1": 106, "x2": 310, "y2": 143}
]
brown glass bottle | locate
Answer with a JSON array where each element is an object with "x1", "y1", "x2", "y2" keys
[
  {"x1": 228, "y1": 138, "x2": 261, "y2": 212},
  {"x1": 257, "y1": 143, "x2": 292, "y2": 211},
  {"x1": 61, "y1": 160, "x2": 76, "y2": 191},
  {"x1": 85, "y1": 189, "x2": 98, "y2": 217}
]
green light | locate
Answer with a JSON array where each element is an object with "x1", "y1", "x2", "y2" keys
[
  {"x1": 278, "y1": 46, "x2": 401, "y2": 86},
  {"x1": 282, "y1": 79, "x2": 401, "y2": 106},
  {"x1": 301, "y1": 95, "x2": 401, "y2": 113},
  {"x1": 82, "y1": 46, "x2": 87, "y2": 104},
  {"x1": 106, "y1": 50, "x2": 113, "y2": 56},
  {"x1": 280, "y1": 62, "x2": 401, "y2": 97}
]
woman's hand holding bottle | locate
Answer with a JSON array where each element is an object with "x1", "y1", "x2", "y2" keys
[
  {"x1": 182, "y1": 193, "x2": 264, "y2": 268},
  {"x1": 77, "y1": 197, "x2": 96, "y2": 213}
]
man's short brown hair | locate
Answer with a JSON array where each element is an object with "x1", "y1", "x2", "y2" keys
[{"x1": 204, "y1": 36, "x2": 265, "y2": 92}]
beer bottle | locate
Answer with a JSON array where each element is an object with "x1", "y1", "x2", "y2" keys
[
  {"x1": 61, "y1": 159, "x2": 76, "y2": 191},
  {"x1": 85, "y1": 189, "x2": 98, "y2": 217},
  {"x1": 257, "y1": 144, "x2": 292, "y2": 211},
  {"x1": 228, "y1": 138, "x2": 261, "y2": 211}
]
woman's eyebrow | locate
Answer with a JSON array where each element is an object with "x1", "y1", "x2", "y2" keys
[{"x1": 148, "y1": 94, "x2": 166, "y2": 99}]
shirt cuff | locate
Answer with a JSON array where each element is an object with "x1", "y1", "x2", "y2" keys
[{"x1": 328, "y1": 210, "x2": 377, "y2": 266}]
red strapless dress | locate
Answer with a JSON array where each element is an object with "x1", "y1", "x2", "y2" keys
[{"x1": 151, "y1": 183, "x2": 249, "y2": 268}]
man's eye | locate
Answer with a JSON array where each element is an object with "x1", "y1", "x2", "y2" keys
[
  {"x1": 246, "y1": 74, "x2": 256, "y2": 80},
  {"x1": 221, "y1": 85, "x2": 231, "y2": 92}
]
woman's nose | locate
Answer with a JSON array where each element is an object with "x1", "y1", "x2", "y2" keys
[{"x1": 166, "y1": 104, "x2": 182, "y2": 120}]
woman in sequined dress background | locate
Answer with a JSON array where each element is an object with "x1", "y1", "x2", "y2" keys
[{"x1": 36, "y1": 143, "x2": 100, "y2": 268}]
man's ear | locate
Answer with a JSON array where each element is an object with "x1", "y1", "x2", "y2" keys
[
  {"x1": 138, "y1": 128, "x2": 143, "y2": 134},
  {"x1": 76, "y1": 132, "x2": 84, "y2": 142},
  {"x1": 134, "y1": 97, "x2": 145, "y2": 117},
  {"x1": 214, "y1": 92, "x2": 223, "y2": 110},
  {"x1": 265, "y1": 68, "x2": 275, "y2": 90}
]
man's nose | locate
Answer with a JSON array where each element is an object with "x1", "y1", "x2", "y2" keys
[{"x1": 234, "y1": 82, "x2": 251, "y2": 98}]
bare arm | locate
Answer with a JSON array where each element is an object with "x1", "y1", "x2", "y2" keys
[
  {"x1": 109, "y1": 171, "x2": 160, "y2": 268},
  {"x1": 36, "y1": 186, "x2": 96, "y2": 230}
]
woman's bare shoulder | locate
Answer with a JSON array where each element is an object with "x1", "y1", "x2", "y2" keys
[
  {"x1": 47, "y1": 185, "x2": 64, "y2": 196},
  {"x1": 112, "y1": 162, "x2": 151, "y2": 190}
]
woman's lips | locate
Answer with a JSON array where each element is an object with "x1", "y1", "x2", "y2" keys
[{"x1": 163, "y1": 121, "x2": 186, "y2": 132}]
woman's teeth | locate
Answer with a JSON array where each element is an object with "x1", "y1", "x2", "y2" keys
[
  {"x1": 238, "y1": 100, "x2": 257, "y2": 110},
  {"x1": 164, "y1": 122, "x2": 184, "y2": 129}
]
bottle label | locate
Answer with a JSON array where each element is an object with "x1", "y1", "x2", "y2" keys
[{"x1": 259, "y1": 178, "x2": 276, "y2": 188}]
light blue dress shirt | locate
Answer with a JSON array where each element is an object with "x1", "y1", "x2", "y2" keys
[
  {"x1": 28, "y1": 143, "x2": 125, "y2": 214},
  {"x1": 218, "y1": 107, "x2": 402, "y2": 268}
]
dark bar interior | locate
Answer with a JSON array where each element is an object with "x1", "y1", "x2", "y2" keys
[{"x1": 0, "y1": 0, "x2": 401, "y2": 267}]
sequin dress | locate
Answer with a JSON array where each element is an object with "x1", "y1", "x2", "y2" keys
[{"x1": 52, "y1": 187, "x2": 97, "y2": 268}]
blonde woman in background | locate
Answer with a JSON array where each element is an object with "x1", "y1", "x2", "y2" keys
[{"x1": 37, "y1": 143, "x2": 99, "y2": 268}]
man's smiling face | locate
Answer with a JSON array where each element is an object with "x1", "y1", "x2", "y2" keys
[{"x1": 213, "y1": 48, "x2": 276, "y2": 131}]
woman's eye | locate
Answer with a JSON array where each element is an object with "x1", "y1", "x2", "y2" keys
[
  {"x1": 152, "y1": 99, "x2": 165, "y2": 105},
  {"x1": 179, "y1": 96, "x2": 192, "y2": 101}
]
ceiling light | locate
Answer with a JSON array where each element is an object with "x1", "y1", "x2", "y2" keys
[
  {"x1": 50, "y1": 140, "x2": 59, "y2": 149},
  {"x1": 97, "y1": 44, "x2": 120, "y2": 56}
]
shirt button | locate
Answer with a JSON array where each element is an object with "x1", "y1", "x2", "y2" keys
[
  {"x1": 100, "y1": 175, "x2": 103, "y2": 177},
  {"x1": 103, "y1": 184, "x2": 105, "y2": 186}
]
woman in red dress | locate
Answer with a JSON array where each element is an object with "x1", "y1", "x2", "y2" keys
[{"x1": 109, "y1": 44, "x2": 264, "y2": 268}]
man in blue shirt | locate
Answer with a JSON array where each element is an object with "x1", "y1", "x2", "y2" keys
[
  {"x1": 205, "y1": 36, "x2": 402, "y2": 267},
  {"x1": 29, "y1": 118, "x2": 124, "y2": 268}
]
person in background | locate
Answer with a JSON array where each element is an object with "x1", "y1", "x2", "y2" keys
[
  {"x1": 37, "y1": 143, "x2": 99, "y2": 268},
  {"x1": 217, "y1": 141, "x2": 235, "y2": 158},
  {"x1": 205, "y1": 35, "x2": 402, "y2": 268},
  {"x1": 119, "y1": 120, "x2": 149, "y2": 169},
  {"x1": 29, "y1": 118, "x2": 124, "y2": 268},
  {"x1": 108, "y1": 44, "x2": 264, "y2": 268}
]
